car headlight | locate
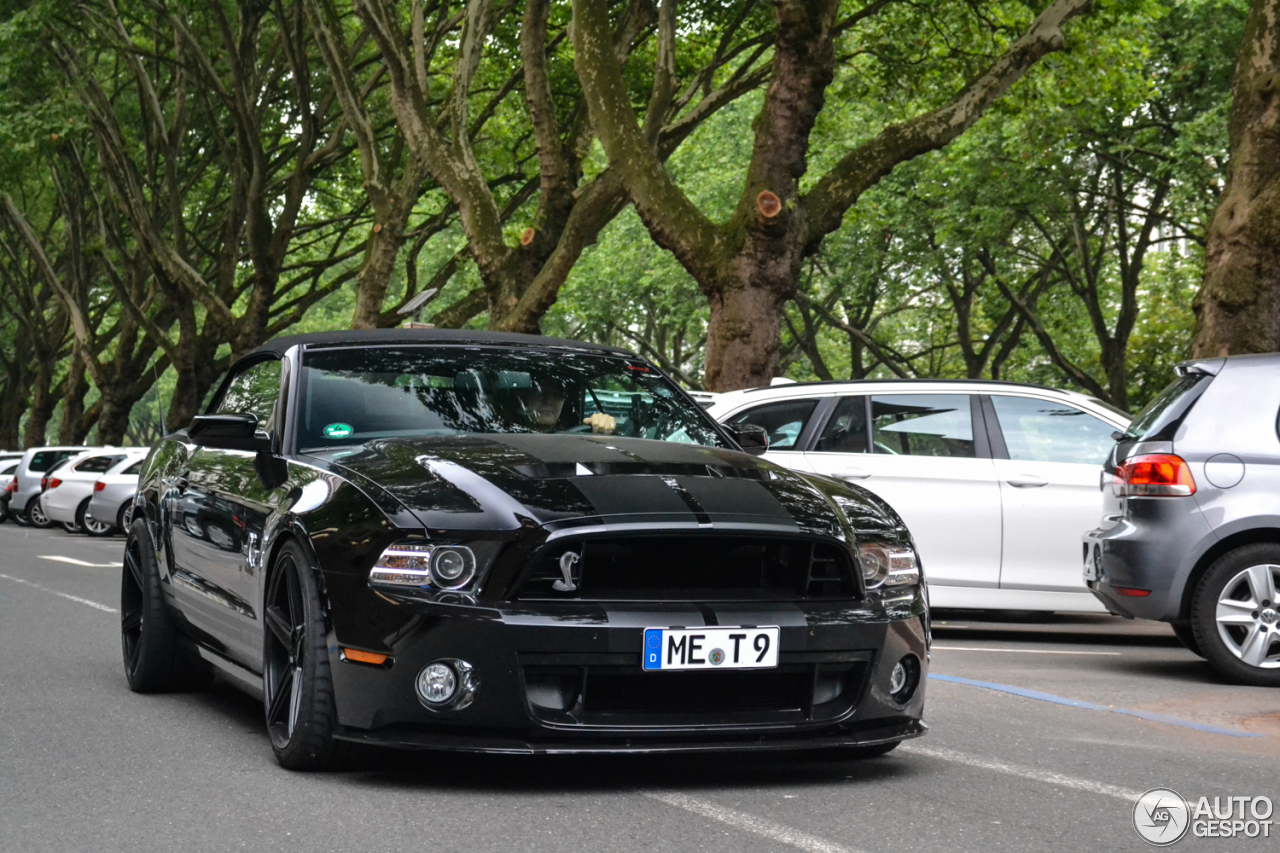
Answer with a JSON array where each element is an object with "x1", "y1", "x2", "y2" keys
[
  {"x1": 369, "y1": 542, "x2": 478, "y2": 590},
  {"x1": 857, "y1": 542, "x2": 920, "y2": 589}
]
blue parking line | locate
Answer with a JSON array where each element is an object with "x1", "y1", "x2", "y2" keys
[{"x1": 928, "y1": 673, "x2": 1263, "y2": 738}]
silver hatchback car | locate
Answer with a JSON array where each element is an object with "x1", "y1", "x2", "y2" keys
[{"x1": 1085, "y1": 354, "x2": 1280, "y2": 686}]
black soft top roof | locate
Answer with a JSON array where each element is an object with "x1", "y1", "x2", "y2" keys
[{"x1": 246, "y1": 328, "x2": 633, "y2": 359}]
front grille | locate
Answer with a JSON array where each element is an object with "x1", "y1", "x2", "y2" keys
[
  {"x1": 523, "y1": 661, "x2": 868, "y2": 725},
  {"x1": 586, "y1": 670, "x2": 809, "y2": 715},
  {"x1": 515, "y1": 535, "x2": 857, "y2": 601}
]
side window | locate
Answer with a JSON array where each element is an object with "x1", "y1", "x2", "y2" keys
[
  {"x1": 216, "y1": 359, "x2": 282, "y2": 429},
  {"x1": 872, "y1": 394, "x2": 976, "y2": 458},
  {"x1": 815, "y1": 397, "x2": 868, "y2": 453},
  {"x1": 74, "y1": 455, "x2": 124, "y2": 474},
  {"x1": 728, "y1": 399, "x2": 819, "y2": 451},
  {"x1": 990, "y1": 395, "x2": 1117, "y2": 464},
  {"x1": 122, "y1": 460, "x2": 144, "y2": 476}
]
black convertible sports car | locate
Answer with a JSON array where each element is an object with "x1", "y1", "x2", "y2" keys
[{"x1": 123, "y1": 330, "x2": 928, "y2": 768}]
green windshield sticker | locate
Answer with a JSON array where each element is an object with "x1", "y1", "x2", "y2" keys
[{"x1": 323, "y1": 422, "x2": 353, "y2": 439}]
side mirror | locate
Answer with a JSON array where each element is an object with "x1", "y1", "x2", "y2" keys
[
  {"x1": 726, "y1": 423, "x2": 770, "y2": 456},
  {"x1": 188, "y1": 414, "x2": 272, "y2": 453}
]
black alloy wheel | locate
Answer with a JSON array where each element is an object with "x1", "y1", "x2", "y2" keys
[
  {"x1": 263, "y1": 539, "x2": 348, "y2": 770},
  {"x1": 121, "y1": 518, "x2": 211, "y2": 692}
]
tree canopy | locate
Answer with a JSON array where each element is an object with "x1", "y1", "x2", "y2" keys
[{"x1": 0, "y1": 0, "x2": 1253, "y2": 446}]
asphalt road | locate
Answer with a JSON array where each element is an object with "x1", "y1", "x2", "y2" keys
[{"x1": 1, "y1": 523, "x2": 1275, "y2": 853}]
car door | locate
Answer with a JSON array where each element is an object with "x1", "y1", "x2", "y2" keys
[
  {"x1": 986, "y1": 394, "x2": 1122, "y2": 594},
  {"x1": 167, "y1": 357, "x2": 283, "y2": 667},
  {"x1": 802, "y1": 394, "x2": 1003, "y2": 593},
  {"x1": 723, "y1": 396, "x2": 832, "y2": 473}
]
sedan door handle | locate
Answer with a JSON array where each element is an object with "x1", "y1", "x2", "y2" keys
[
  {"x1": 1005, "y1": 476, "x2": 1048, "y2": 488},
  {"x1": 833, "y1": 469, "x2": 871, "y2": 481}
]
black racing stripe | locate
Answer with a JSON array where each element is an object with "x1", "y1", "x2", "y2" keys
[{"x1": 660, "y1": 477, "x2": 712, "y2": 525}]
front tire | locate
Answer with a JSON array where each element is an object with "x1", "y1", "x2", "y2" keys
[
  {"x1": 263, "y1": 539, "x2": 348, "y2": 770},
  {"x1": 121, "y1": 518, "x2": 211, "y2": 692},
  {"x1": 1191, "y1": 544, "x2": 1280, "y2": 686}
]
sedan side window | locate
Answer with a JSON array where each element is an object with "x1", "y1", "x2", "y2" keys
[
  {"x1": 217, "y1": 359, "x2": 282, "y2": 430},
  {"x1": 815, "y1": 397, "x2": 868, "y2": 452},
  {"x1": 872, "y1": 395, "x2": 976, "y2": 458},
  {"x1": 728, "y1": 399, "x2": 818, "y2": 451},
  {"x1": 990, "y1": 395, "x2": 1117, "y2": 464}
]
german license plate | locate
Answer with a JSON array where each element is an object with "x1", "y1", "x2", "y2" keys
[{"x1": 642, "y1": 626, "x2": 779, "y2": 671}]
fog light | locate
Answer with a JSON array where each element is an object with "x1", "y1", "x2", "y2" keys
[
  {"x1": 889, "y1": 655, "x2": 920, "y2": 704},
  {"x1": 415, "y1": 659, "x2": 479, "y2": 711},
  {"x1": 417, "y1": 662, "x2": 457, "y2": 705},
  {"x1": 890, "y1": 661, "x2": 907, "y2": 694}
]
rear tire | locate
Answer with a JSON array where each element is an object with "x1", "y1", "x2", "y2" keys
[
  {"x1": 1170, "y1": 622, "x2": 1203, "y2": 658},
  {"x1": 27, "y1": 497, "x2": 52, "y2": 529},
  {"x1": 61, "y1": 521, "x2": 80, "y2": 534},
  {"x1": 1191, "y1": 543, "x2": 1280, "y2": 687},
  {"x1": 121, "y1": 518, "x2": 212, "y2": 692},
  {"x1": 263, "y1": 539, "x2": 350, "y2": 770},
  {"x1": 80, "y1": 499, "x2": 114, "y2": 537}
]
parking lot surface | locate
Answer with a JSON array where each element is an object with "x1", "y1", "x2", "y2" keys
[{"x1": 0, "y1": 523, "x2": 1274, "y2": 852}]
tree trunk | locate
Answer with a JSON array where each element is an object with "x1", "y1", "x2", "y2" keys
[
  {"x1": 0, "y1": 358, "x2": 29, "y2": 450},
  {"x1": 1192, "y1": 0, "x2": 1280, "y2": 357},
  {"x1": 573, "y1": 0, "x2": 1094, "y2": 391},
  {"x1": 23, "y1": 361, "x2": 55, "y2": 448},
  {"x1": 58, "y1": 344, "x2": 88, "y2": 444}
]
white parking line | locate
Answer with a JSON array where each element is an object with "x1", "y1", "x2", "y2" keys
[
  {"x1": 39, "y1": 555, "x2": 123, "y2": 568},
  {"x1": 0, "y1": 572, "x2": 117, "y2": 613},
  {"x1": 645, "y1": 792, "x2": 861, "y2": 853},
  {"x1": 900, "y1": 744, "x2": 1143, "y2": 801},
  {"x1": 932, "y1": 646, "x2": 1121, "y2": 656}
]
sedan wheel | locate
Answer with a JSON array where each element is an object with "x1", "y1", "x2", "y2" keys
[
  {"x1": 263, "y1": 540, "x2": 348, "y2": 770},
  {"x1": 1192, "y1": 544, "x2": 1280, "y2": 686}
]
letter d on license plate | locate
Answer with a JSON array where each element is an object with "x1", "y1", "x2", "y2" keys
[{"x1": 642, "y1": 627, "x2": 780, "y2": 671}]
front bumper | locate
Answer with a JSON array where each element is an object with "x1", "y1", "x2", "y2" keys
[{"x1": 324, "y1": 588, "x2": 929, "y2": 753}]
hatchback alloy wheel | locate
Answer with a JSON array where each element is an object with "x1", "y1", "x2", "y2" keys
[{"x1": 1214, "y1": 563, "x2": 1280, "y2": 670}]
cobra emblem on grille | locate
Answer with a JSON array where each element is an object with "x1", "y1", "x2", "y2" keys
[{"x1": 552, "y1": 551, "x2": 580, "y2": 592}]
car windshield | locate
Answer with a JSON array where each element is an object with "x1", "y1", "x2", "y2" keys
[{"x1": 296, "y1": 346, "x2": 725, "y2": 450}]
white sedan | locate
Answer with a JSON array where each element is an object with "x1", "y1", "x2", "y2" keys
[
  {"x1": 40, "y1": 449, "x2": 149, "y2": 534},
  {"x1": 709, "y1": 380, "x2": 1129, "y2": 615}
]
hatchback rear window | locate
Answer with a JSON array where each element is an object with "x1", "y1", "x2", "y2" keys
[{"x1": 1124, "y1": 372, "x2": 1211, "y2": 441}]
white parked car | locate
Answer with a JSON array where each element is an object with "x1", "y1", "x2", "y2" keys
[
  {"x1": 40, "y1": 448, "x2": 148, "y2": 535},
  {"x1": 87, "y1": 455, "x2": 148, "y2": 536},
  {"x1": 709, "y1": 380, "x2": 1130, "y2": 614}
]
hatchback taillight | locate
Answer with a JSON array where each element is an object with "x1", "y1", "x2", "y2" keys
[
  {"x1": 4, "y1": 480, "x2": 14, "y2": 493},
  {"x1": 94, "y1": 481, "x2": 106, "y2": 492},
  {"x1": 1113, "y1": 453, "x2": 1196, "y2": 497},
  {"x1": 48, "y1": 478, "x2": 61, "y2": 489},
  {"x1": 40, "y1": 477, "x2": 47, "y2": 490}
]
